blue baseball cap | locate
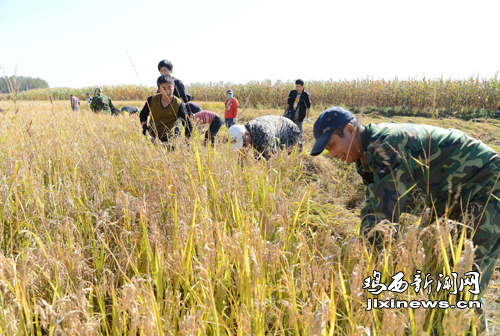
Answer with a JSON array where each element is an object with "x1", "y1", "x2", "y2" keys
[{"x1": 310, "y1": 107, "x2": 355, "y2": 156}]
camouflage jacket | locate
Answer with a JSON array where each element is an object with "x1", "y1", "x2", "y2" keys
[
  {"x1": 245, "y1": 116, "x2": 301, "y2": 160},
  {"x1": 90, "y1": 93, "x2": 115, "y2": 113},
  {"x1": 356, "y1": 123, "x2": 500, "y2": 236}
]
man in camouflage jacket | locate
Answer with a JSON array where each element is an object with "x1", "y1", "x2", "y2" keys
[
  {"x1": 90, "y1": 88, "x2": 115, "y2": 114},
  {"x1": 228, "y1": 115, "x2": 301, "y2": 160},
  {"x1": 311, "y1": 107, "x2": 500, "y2": 329}
]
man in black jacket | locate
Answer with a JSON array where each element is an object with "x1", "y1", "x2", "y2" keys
[
  {"x1": 283, "y1": 79, "x2": 311, "y2": 147},
  {"x1": 158, "y1": 59, "x2": 192, "y2": 103}
]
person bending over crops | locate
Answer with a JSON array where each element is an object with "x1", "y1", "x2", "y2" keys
[
  {"x1": 90, "y1": 88, "x2": 115, "y2": 114},
  {"x1": 157, "y1": 59, "x2": 192, "y2": 103},
  {"x1": 184, "y1": 102, "x2": 202, "y2": 115},
  {"x1": 228, "y1": 115, "x2": 300, "y2": 160},
  {"x1": 192, "y1": 110, "x2": 224, "y2": 145},
  {"x1": 121, "y1": 106, "x2": 140, "y2": 114},
  {"x1": 311, "y1": 106, "x2": 500, "y2": 334},
  {"x1": 86, "y1": 92, "x2": 92, "y2": 105},
  {"x1": 140, "y1": 75, "x2": 192, "y2": 145},
  {"x1": 224, "y1": 89, "x2": 238, "y2": 128}
]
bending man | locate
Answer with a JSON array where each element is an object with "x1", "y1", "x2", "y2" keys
[
  {"x1": 310, "y1": 106, "x2": 500, "y2": 332},
  {"x1": 229, "y1": 115, "x2": 300, "y2": 160}
]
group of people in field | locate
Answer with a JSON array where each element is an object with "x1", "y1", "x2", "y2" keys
[
  {"x1": 135, "y1": 59, "x2": 314, "y2": 157},
  {"x1": 68, "y1": 59, "x2": 311, "y2": 158},
  {"x1": 70, "y1": 89, "x2": 139, "y2": 115},
  {"x1": 68, "y1": 57, "x2": 500, "y2": 334}
]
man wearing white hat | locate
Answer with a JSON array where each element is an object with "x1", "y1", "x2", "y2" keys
[{"x1": 228, "y1": 115, "x2": 301, "y2": 160}]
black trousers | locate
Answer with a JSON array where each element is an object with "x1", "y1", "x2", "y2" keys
[{"x1": 205, "y1": 115, "x2": 223, "y2": 145}]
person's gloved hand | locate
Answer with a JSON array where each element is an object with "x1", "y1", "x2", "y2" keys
[
  {"x1": 306, "y1": 117, "x2": 311, "y2": 123},
  {"x1": 142, "y1": 124, "x2": 149, "y2": 136}
]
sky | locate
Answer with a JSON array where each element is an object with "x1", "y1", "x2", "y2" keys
[{"x1": 1, "y1": 0, "x2": 499, "y2": 88}]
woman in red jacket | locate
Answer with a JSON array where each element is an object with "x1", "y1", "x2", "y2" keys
[{"x1": 224, "y1": 89, "x2": 239, "y2": 128}]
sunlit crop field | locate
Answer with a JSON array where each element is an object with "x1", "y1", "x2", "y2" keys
[
  {"x1": 0, "y1": 100, "x2": 498, "y2": 335},
  {"x1": 5, "y1": 75, "x2": 499, "y2": 119}
]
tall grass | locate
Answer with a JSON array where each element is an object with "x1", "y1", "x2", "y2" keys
[{"x1": 0, "y1": 101, "x2": 491, "y2": 335}]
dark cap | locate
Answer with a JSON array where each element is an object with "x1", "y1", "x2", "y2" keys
[
  {"x1": 310, "y1": 107, "x2": 355, "y2": 156},
  {"x1": 227, "y1": 89, "x2": 233, "y2": 94}
]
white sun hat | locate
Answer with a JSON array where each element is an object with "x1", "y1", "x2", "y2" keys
[{"x1": 228, "y1": 125, "x2": 246, "y2": 151}]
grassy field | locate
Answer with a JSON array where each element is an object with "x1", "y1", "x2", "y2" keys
[{"x1": 0, "y1": 100, "x2": 499, "y2": 335}]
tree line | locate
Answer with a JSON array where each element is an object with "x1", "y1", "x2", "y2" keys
[{"x1": 1, "y1": 76, "x2": 49, "y2": 94}]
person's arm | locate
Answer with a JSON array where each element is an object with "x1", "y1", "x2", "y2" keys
[
  {"x1": 305, "y1": 93, "x2": 311, "y2": 120},
  {"x1": 140, "y1": 96, "x2": 153, "y2": 125},
  {"x1": 254, "y1": 136, "x2": 272, "y2": 160},
  {"x1": 90, "y1": 98, "x2": 96, "y2": 112},
  {"x1": 109, "y1": 98, "x2": 115, "y2": 110},
  {"x1": 251, "y1": 125, "x2": 274, "y2": 160},
  {"x1": 175, "y1": 79, "x2": 189, "y2": 103},
  {"x1": 267, "y1": 137, "x2": 279, "y2": 159},
  {"x1": 284, "y1": 91, "x2": 293, "y2": 115},
  {"x1": 177, "y1": 103, "x2": 192, "y2": 137},
  {"x1": 281, "y1": 122, "x2": 300, "y2": 150},
  {"x1": 283, "y1": 104, "x2": 290, "y2": 116},
  {"x1": 233, "y1": 98, "x2": 239, "y2": 117},
  {"x1": 356, "y1": 160, "x2": 375, "y2": 185},
  {"x1": 359, "y1": 142, "x2": 416, "y2": 240}
]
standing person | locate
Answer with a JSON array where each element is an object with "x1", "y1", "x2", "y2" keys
[
  {"x1": 310, "y1": 106, "x2": 500, "y2": 334},
  {"x1": 90, "y1": 88, "x2": 115, "y2": 114},
  {"x1": 283, "y1": 79, "x2": 311, "y2": 147},
  {"x1": 228, "y1": 115, "x2": 300, "y2": 160},
  {"x1": 86, "y1": 93, "x2": 92, "y2": 105},
  {"x1": 192, "y1": 110, "x2": 224, "y2": 145},
  {"x1": 157, "y1": 59, "x2": 192, "y2": 103},
  {"x1": 224, "y1": 89, "x2": 239, "y2": 128},
  {"x1": 70, "y1": 94, "x2": 80, "y2": 112},
  {"x1": 140, "y1": 75, "x2": 192, "y2": 145}
]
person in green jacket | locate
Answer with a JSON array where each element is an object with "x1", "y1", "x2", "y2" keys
[
  {"x1": 311, "y1": 106, "x2": 500, "y2": 333},
  {"x1": 90, "y1": 87, "x2": 115, "y2": 114}
]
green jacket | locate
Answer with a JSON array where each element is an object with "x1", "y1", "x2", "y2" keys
[
  {"x1": 90, "y1": 93, "x2": 115, "y2": 113},
  {"x1": 356, "y1": 123, "x2": 500, "y2": 236}
]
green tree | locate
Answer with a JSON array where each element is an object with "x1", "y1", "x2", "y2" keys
[{"x1": 0, "y1": 76, "x2": 49, "y2": 94}]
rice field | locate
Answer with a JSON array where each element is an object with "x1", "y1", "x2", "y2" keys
[{"x1": 0, "y1": 100, "x2": 498, "y2": 335}]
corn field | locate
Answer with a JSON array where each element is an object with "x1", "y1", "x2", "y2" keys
[{"x1": 4, "y1": 75, "x2": 499, "y2": 114}]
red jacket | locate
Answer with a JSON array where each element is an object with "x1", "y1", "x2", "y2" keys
[{"x1": 224, "y1": 98, "x2": 239, "y2": 119}]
